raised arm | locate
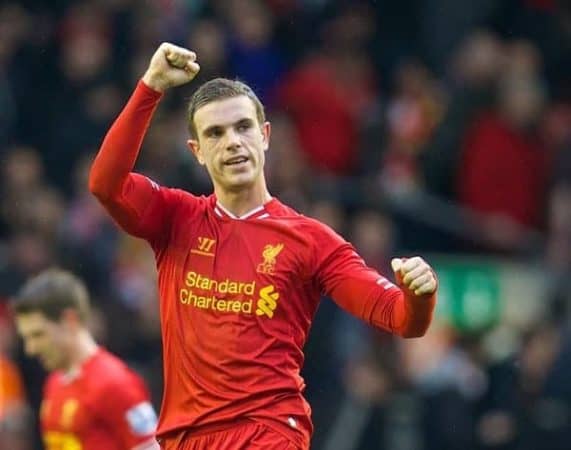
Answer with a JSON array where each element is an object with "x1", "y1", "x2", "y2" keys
[{"x1": 88, "y1": 43, "x2": 200, "y2": 237}]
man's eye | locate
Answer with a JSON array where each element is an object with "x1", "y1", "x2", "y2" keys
[{"x1": 237, "y1": 123, "x2": 250, "y2": 132}]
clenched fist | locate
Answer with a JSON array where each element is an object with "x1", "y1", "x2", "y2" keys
[
  {"x1": 391, "y1": 256, "x2": 437, "y2": 296},
  {"x1": 142, "y1": 42, "x2": 200, "y2": 92}
]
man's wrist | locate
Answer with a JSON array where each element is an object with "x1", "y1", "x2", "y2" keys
[{"x1": 141, "y1": 73, "x2": 166, "y2": 93}]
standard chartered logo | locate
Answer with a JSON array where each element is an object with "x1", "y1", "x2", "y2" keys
[
  {"x1": 179, "y1": 271, "x2": 279, "y2": 318},
  {"x1": 255, "y1": 285, "x2": 279, "y2": 318}
]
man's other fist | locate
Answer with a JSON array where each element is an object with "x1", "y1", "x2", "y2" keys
[{"x1": 391, "y1": 257, "x2": 437, "y2": 296}]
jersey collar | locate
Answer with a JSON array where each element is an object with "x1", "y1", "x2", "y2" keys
[
  {"x1": 60, "y1": 347, "x2": 102, "y2": 383},
  {"x1": 213, "y1": 198, "x2": 274, "y2": 220}
]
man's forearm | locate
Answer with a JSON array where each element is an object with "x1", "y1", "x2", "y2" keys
[
  {"x1": 88, "y1": 80, "x2": 162, "y2": 201},
  {"x1": 390, "y1": 290, "x2": 436, "y2": 338}
]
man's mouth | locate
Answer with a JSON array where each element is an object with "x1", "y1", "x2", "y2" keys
[{"x1": 224, "y1": 156, "x2": 249, "y2": 166}]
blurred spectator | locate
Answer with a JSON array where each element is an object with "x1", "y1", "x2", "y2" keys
[
  {"x1": 401, "y1": 326, "x2": 485, "y2": 450},
  {"x1": 0, "y1": 146, "x2": 45, "y2": 237},
  {"x1": 265, "y1": 112, "x2": 310, "y2": 211},
  {"x1": 477, "y1": 321, "x2": 571, "y2": 450},
  {"x1": 495, "y1": 0, "x2": 571, "y2": 99},
  {"x1": 367, "y1": 60, "x2": 445, "y2": 197},
  {"x1": 185, "y1": 18, "x2": 228, "y2": 84},
  {"x1": 0, "y1": 231, "x2": 55, "y2": 298},
  {"x1": 59, "y1": 154, "x2": 119, "y2": 297},
  {"x1": 421, "y1": 30, "x2": 504, "y2": 199},
  {"x1": 135, "y1": 107, "x2": 212, "y2": 194},
  {"x1": 417, "y1": 0, "x2": 498, "y2": 74},
  {"x1": 544, "y1": 111, "x2": 571, "y2": 320},
  {"x1": 223, "y1": 0, "x2": 286, "y2": 102},
  {"x1": 46, "y1": 2, "x2": 118, "y2": 192},
  {"x1": 0, "y1": 3, "x2": 39, "y2": 149},
  {"x1": 456, "y1": 51, "x2": 550, "y2": 251},
  {"x1": 543, "y1": 104, "x2": 571, "y2": 270},
  {"x1": 275, "y1": 2, "x2": 378, "y2": 175},
  {"x1": 0, "y1": 145, "x2": 65, "y2": 241}
]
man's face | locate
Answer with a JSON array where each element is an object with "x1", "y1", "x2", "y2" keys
[
  {"x1": 189, "y1": 96, "x2": 270, "y2": 192},
  {"x1": 15, "y1": 312, "x2": 70, "y2": 371}
]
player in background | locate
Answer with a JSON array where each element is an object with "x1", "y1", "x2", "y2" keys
[
  {"x1": 12, "y1": 269, "x2": 160, "y2": 450},
  {"x1": 89, "y1": 43, "x2": 438, "y2": 450}
]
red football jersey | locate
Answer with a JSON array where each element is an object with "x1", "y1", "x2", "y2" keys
[
  {"x1": 41, "y1": 348, "x2": 159, "y2": 450},
  {"x1": 90, "y1": 82, "x2": 436, "y2": 448}
]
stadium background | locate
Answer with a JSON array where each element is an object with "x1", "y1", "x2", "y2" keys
[{"x1": 1, "y1": 0, "x2": 570, "y2": 449}]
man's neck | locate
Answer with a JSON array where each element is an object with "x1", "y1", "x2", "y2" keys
[
  {"x1": 214, "y1": 185, "x2": 272, "y2": 218},
  {"x1": 65, "y1": 330, "x2": 99, "y2": 375}
]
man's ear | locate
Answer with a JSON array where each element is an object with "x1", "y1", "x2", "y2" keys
[
  {"x1": 61, "y1": 308, "x2": 81, "y2": 331},
  {"x1": 261, "y1": 121, "x2": 271, "y2": 151},
  {"x1": 187, "y1": 139, "x2": 205, "y2": 165}
]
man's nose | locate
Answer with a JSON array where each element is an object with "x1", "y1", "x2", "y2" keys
[{"x1": 223, "y1": 128, "x2": 241, "y2": 150}]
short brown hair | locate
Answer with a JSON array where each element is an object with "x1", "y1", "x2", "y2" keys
[
  {"x1": 12, "y1": 269, "x2": 90, "y2": 322},
  {"x1": 187, "y1": 78, "x2": 266, "y2": 139}
]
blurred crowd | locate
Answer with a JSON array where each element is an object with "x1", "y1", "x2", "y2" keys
[{"x1": 1, "y1": 0, "x2": 571, "y2": 449}]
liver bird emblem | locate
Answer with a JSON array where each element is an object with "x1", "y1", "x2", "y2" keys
[{"x1": 257, "y1": 243, "x2": 284, "y2": 274}]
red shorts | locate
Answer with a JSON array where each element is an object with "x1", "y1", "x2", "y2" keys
[{"x1": 158, "y1": 419, "x2": 302, "y2": 450}]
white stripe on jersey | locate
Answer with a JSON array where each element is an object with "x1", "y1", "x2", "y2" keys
[{"x1": 376, "y1": 278, "x2": 396, "y2": 290}]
